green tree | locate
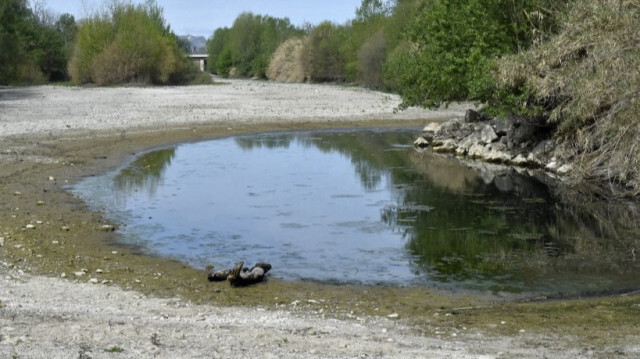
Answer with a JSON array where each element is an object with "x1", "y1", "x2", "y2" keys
[
  {"x1": 386, "y1": 0, "x2": 563, "y2": 108},
  {"x1": 69, "y1": 0, "x2": 193, "y2": 85},
  {"x1": 0, "y1": 0, "x2": 76, "y2": 84},
  {"x1": 303, "y1": 21, "x2": 348, "y2": 82},
  {"x1": 0, "y1": 0, "x2": 31, "y2": 84},
  {"x1": 206, "y1": 12, "x2": 301, "y2": 78}
]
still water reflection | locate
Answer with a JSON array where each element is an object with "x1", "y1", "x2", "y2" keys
[{"x1": 73, "y1": 129, "x2": 640, "y2": 297}]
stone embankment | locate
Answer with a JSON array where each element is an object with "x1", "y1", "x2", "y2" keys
[{"x1": 415, "y1": 110, "x2": 572, "y2": 176}]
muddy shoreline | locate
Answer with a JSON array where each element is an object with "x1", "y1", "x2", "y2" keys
[{"x1": 1, "y1": 81, "x2": 639, "y2": 358}]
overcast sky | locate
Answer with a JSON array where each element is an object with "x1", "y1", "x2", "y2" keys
[{"x1": 40, "y1": 0, "x2": 363, "y2": 37}]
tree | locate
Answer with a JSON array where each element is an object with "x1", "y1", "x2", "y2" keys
[
  {"x1": 206, "y1": 13, "x2": 301, "y2": 78},
  {"x1": 68, "y1": 0, "x2": 192, "y2": 85}
]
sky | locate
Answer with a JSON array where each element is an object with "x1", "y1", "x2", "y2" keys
[{"x1": 40, "y1": 0, "x2": 363, "y2": 37}]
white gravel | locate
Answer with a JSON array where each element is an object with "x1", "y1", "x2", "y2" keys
[
  {"x1": 0, "y1": 267, "x2": 588, "y2": 359},
  {"x1": 0, "y1": 79, "x2": 614, "y2": 358},
  {"x1": 0, "y1": 79, "x2": 472, "y2": 138}
]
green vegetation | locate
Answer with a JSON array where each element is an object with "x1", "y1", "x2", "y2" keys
[
  {"x1": 0, "y1": 0, "x2": 77, "y2": 84},
  {"x1": 206, "y1": 0, "x2": 640, "y2": 194},
  {"x1": 104, "y1": 346, "x2": 124, "y2": 353},
  {"x1": 205, "y1": 12, "x2": 302, "y2": 78},
  {"x1": 492, "y1": 0, "x2": 640, "y2": 195},
  {"x1": 68, "y1": 0, "x2": 202, "y2": 85}
]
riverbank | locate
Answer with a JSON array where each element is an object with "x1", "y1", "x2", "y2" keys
[{"x1": 1, "y1": 80, "x2": 639, "y2": 358}]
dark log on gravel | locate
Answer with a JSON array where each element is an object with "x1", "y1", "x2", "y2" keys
[{"x1": 207, "y1": 261, "x2": 272, "y2": 286}]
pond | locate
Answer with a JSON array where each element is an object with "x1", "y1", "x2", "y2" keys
[{"x1": 73, "y1": 129, "x2": 640, "y2": 298}]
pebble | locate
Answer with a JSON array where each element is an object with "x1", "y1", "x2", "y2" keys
[
  {"x1": 0, "y1": 237, "x2": 4, "y2": 247},
  {"x1": 52, "y1": 240, "x2": 59, "y2": 244},
  {"x1": 61, "y1": 273, "x2": 66, "y2": 278},
  {"x1": 25, "y1": 224, "x2": 36, "y2": 230},
  {"x1": 387, "y1": 313, "x2": 399, "y2": 319},
  {"x1": 96, "y1": 269, "x2": 103, "y2": 273},
  {"x1": 74, "y1": 271, "x2": 85, "y2": 277},
  {"x1": 89, "y1": 278, "x2": 99, "y2": 284},
  {"x1": 100, "y1": 225, "x2": 115, "y2": 231},
  {"x1": 48, "y1": 176, "x2": 55, "y2": 181}
]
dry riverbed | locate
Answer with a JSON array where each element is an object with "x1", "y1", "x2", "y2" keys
[{"x1": 1, "y1": 79, "x2": 639, "y2": 358}]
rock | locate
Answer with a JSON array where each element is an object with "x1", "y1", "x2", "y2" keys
[
  {"x1": 511, "y1": 154, "x2": 529, "y2": 166},
  {"x1": 492, "y1": 118, "x2": 514, "y2": 136},
  {"x1": 435, "y1": 118, "x2": 464, "y2": 137},
  {"x1": 527, "y1": 152, "x2": 543, "y2": 166},
  {"x1": 557, "y1": 164, "x2": 573, "y2": 175},
  {"x1": 74, "y1": 271, "x2": 85, "y2": 277},
  {"x1": 100, "y1": 224, "x2": 115, "y2": 232},
  {"x1": 464, "y1": 109, "x2": 483, "y2": 123},
  {"x1": 512, "y1": 123, "x2": 539, "y2": 143},
  {"x1": 433, "y1": 139, "x2": 457, "y2": 153},
  {"x1": 485, "y1": 149, "x2": 512, "y2": 163},
  {"x1": 468, "y1": 143, "x2": 488, "y2": 159},
  {"x1": 0, "y1": 237, "x2": 3, "y2": 247},
  {"x1": 480, "y1": 125, "x2": 498, "y2": 144},
  {"x1": 545, "y1": 159, "x2": 558, "y2": 171},
  {"x1": 25, "y1": 224, "x2": 35, "y2": 230},
  {"x1": 387, "y1": 313, "x2": 399, "y2": 319},
  {"x1": 89, "y1": 278, "x2": 99, "y2": 284},
  {"x1": 457, "y1": 133, "x2": 482, "y2": 156},
  {"x1": 422, "y1": 122, "x2": 442, "y2": 133},
  {"x1": 413, "y1": 137, "x2": 429, "y2": 148}
]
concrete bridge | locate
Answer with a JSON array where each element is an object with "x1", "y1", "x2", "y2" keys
[{"x1": 188, "y1": 54, "x2": 208, "y2": 72}]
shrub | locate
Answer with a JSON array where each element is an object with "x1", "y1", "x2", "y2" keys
[
  {"x1": 69, "y1": 0, "x2": 191, "y2": 85},
  {"x1": 207, "y1": 13, "x2": 301, "y2": 78},
  {"x1": 302, "y1": 22, "x2": 347, "y2": 82},
  {"x1": 386, "y1": 0, "x2": 564, "y2": 108},
  {"x1": 266, "y1": 37, "x2": 306, "y2": 82},
  {"x1": 357, "y1": 31, "x2": 386, "y2": 88},
  {"x1": 493, "y1": 0, "x2": 640, "y2": 194}
]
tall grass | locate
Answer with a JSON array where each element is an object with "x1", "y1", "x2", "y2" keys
[{"x1": 495, "y1": 0, "x2": 640, "y2": 195}]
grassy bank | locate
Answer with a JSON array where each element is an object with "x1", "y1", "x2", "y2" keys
[{"x1": 493, "y1": 0, "x2": 640, "y2": 196}]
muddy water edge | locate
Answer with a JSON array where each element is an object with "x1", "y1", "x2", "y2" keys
[{"x1": 1, "y1": 120, "x2": 639, "y2": 347}]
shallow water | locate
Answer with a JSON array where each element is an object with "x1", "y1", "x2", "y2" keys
[{"x1": 73, "y1": 129, "x2": 640, "y2": 297}]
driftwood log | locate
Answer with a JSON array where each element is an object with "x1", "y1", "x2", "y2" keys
[{"x1": 207, "y1": 261, "x2": 272, "y2": 287}]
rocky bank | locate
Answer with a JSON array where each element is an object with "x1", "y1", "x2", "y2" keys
[{"x1": 415, "y1": 110, "x2": 572, "y2": 177}]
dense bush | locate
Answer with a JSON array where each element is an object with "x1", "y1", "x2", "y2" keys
[
  {"x1": 493, "y1": 0, "x2": 640, "y2": 194},
  {"x1": 0, "y1": 0, "x2": 76, "y2": 84},
  {"x1": 266, "y1": 37, "x2": 306, "y2": 82},
  {"x1": 302, "y1": 21, "x2": 348, "y2": 82},
  {"x1": 69, "y1": 0, "x2": 194, "y2": 85},
  {"x1": 387, "y1": 0, "x2": 562, "y2": 108},
  {"x1": 206, "y1": 13, "x2": 301, "y2": 78}
]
